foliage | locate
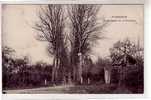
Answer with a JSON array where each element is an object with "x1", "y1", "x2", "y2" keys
[
  {"x1": 68, "y1": 4, "x2": 107, "y2": 83},
  {"x1": 34, "y1": 4, "x2": 69, "y2": 84},
  {"x1": 2, "y1": 46, "x2": 53, "y2": 89},
  {"x1": 109, "y1": 38, "x2": 144, "y2": 93}
]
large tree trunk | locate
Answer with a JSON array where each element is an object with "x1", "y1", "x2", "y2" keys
[
  {"x1": 51, "y1": 58, "x2": 56, "y2": 84},
  {"x1": 78, "y1": 53, "x2": 83, "y2": 84},
  {"x1": 51, "y1": 56, "x2": 60, "y2": 85},
  {"x1": 55, "y1": 57, "x2": 59, "y2": 83}
]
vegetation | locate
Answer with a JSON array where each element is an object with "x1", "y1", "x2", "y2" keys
[
  {"x1": 2, "y1": 47, "x2": 53, "y2": 89},
  {"x1": 34, "y1": 5, "x2": 68, "y2": 84},
  {"x1": 109, "y1": 38, "x2": 144, "y2": 92},
  {"x1": 33, "y1": 4, "x2": 107, "y2": 85},
  {"x1": 2, "y1": 5, "x2": 144, "y2": 94}
]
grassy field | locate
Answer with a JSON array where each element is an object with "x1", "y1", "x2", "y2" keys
[{"x1": 3, "y1": 84, "x2": 134, "y2": 94}]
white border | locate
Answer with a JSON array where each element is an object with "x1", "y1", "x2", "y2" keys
[
  {"x1": 1, "y1": 0, "x2": 151, "y2": 100},
  {"x1": 0, "y1": 3, "x2": 2, "y2": 100},
  {"x1": 0, "y1": 0, "x2": 144, "y2": 4}
]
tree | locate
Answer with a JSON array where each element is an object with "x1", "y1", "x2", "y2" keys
[
  {"x1": 34, "y1": 5, "x2": 68, "y2": 84},
  {"x1": 110, "y1": 38, "x2": 143, "y2": 86},
  {"x1": 68, "y1": 5, "x2": 107, "y2": 83},
  {"x1": 2, "y1": 46, "x2": 15, "y2": 88},
  {"x1": 13, "y1": 56, "x2": 30, "y2": 86}
]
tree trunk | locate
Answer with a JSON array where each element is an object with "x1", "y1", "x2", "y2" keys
[
  {"x1": 55, "y1": 57, "x2": 59, "y2": 82},
  {"x1": 73, "y1": 65, "x2": 77, "y2": 82},
  {"x1": 68, "y1": 72, "x2": 72, "y2": 84},
  {"x1": 51, "y1": 58, "x2": 56, "y2": 84},
  {"x1": 78, "y1": 53, "x2": 83, "y2": 84},
  {"x1": 52, "y1": 56, "x2": 60, "y2": 84}
]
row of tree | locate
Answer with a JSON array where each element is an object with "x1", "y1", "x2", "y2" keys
[
  {"x1": 2, "y1": 37, "x2": 144, "y2": 93},
  {"x1": 34, "y1": 5, "x2": 144, "y2": 87},
  {"x1": 34, "y1": 4, "x2": 107, "y2": 84},
  {"x1": 2, "y1": 46, "x2": 107, "y2": 89}
]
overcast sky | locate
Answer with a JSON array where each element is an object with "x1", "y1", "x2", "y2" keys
[{"x1": 2, "y1": 5, "x2": 144, "y2": 64}]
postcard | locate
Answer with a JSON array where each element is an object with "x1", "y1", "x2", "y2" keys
[{"x1": 1, "y1": 0, "x2": 144, "y2": 99}]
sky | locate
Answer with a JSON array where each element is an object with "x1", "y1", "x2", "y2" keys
[{"x1": 2, "y1": 5, "x2": 144, "y2": 64}]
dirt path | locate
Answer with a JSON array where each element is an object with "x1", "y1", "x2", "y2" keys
[
  {"x1": 3, "y1": 85, "x2": 87, "y2": 94},
  {"x1": 3, "y1": 84, "x2": 132, "y2": 94}
]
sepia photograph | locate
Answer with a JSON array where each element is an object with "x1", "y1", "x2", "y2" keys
[{"x1": 2, "y1": 4, "x2": 144, "y2": 94}]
